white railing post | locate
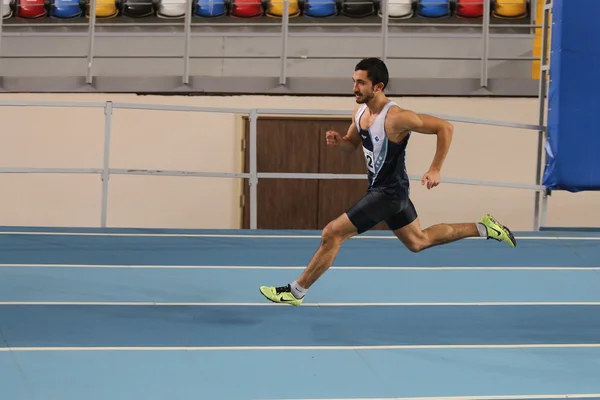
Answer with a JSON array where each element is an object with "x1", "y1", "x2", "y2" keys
[
  {"x1": 100, "y1": 101, "x2": 114, "y2": 228},
  {"x1": 249, "y1": 109, "x2": 259, "y2": 230}
]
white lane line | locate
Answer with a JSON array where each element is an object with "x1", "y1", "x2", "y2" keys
[
  {"x1": 1, "y1": 343, "x2": 600, "y2": 352},
  {"x1": 0, "y1": 231, "x2": 598, "y2": 240},
  {"x1": 1, "y1": 301, "x2": 599, "y2": 306},
  {"x1": 0, "y1": 264, "x2": 598, "y2": 270},
  {"x1": 265, "y1": 394, "x2": 600, "y2": 400}
]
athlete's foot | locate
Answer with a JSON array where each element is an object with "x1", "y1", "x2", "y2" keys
[
  {"x1": 260, "y1": 284, "x2": 304, "y2": 306},
  {"x1": 480, "y1": 214, "x2": 517, "y2": 247}
]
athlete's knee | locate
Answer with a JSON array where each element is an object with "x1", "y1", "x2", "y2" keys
[
  {"x1": 403, "y1": 231, "x2": 429, "y2": 253},
  {"x1": 405, "y1": 240, "x2": 426, "y2": 253},
  {"x1": 321, "y1": 215, "x2": 356, "y2": 246},
  {"x1": 321, "y1": 223, "x2": 346, "y2": 246}
]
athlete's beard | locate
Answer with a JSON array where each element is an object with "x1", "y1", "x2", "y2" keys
[{"x1": 355, "y1": 92, "x2": 374, "y2": 104}]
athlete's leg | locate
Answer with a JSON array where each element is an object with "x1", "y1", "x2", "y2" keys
[
  {"x1": 258, "y1": 212, "x2": 357, "y2": 306},
  {"x1": 259, "y1": 190, "x2": 399, "y2": 305},
  {"x1": 393, "y1": 218, "x2": 479, "y2": 252},
  {"x1": 296, "y1": 212, "x2": 358, "y2": 289},
  {"x1": 258, "y1": 213, "x2": 359, "y2": 306},
  {"x1": 386, "y1": 200, "x2": 516, "y2": 252}
]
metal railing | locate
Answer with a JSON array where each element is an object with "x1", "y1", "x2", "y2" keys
[{"x1": 0, "y1": 99, "x2": 547, "y2": 230}]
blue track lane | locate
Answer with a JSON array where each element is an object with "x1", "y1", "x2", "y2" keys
[
  {"x1": 1, "y1": 233, "x2": 600, "y2": 267},
  {"x1": 1, "y1": 305, "x2": 599, "y2": 348},
  {"x1": 2, "y1": 348, "x2": 600, "y2": 400},
  {"x1": 2, "y1": 267, "x2": 600, "y2": 303}
]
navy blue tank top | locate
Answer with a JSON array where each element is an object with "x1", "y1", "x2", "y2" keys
[{"x1": 355, "y1": 101, "x2": 411, "y2": 199}]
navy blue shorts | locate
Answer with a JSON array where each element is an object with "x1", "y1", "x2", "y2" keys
[{"x1": 346, "y1": 189, "x2": 417, "y2": 233}]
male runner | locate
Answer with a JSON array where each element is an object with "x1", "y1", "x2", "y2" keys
[{"x1": 259, "y1": 57, "x2": 516, "y2": 306}]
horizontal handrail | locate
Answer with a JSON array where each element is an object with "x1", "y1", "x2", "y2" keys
[
  {"x1": 110, "y1": 169, "x2": 251, "y2": 179},
  {"x1": 0, "y1": 167, "x2": 545, "y2": 192},
  {"x1": 111, "y1": 103, "x2": 255, "y2": 114},
  {"x1": 0, "y1": 100, "x2": 545, "y2": 131},
  {"x1": 0, "y1": 100, "x2": 107, "y2": 108},
  {"x1": 258, "y1": 172, "x2": 545, "y2": 191},
  {"x1": 0, "y1": 167, "x2": 102, "y2": 174}
]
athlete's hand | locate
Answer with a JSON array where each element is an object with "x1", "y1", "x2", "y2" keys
[
  {"x1": 325, "y1": 130, "x2": 342, "y2": 146},
  {"x1": 422, "y1": 168, "x2": 441, "y2": 190}
]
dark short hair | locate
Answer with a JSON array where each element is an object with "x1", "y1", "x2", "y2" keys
[{"x1": 355, "y1": 58, "x2": 389, "y2": 90}]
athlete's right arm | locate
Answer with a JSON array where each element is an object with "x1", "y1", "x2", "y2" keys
[{"x1": 325, "y1": 106, "x2": 361, "y2": 153}]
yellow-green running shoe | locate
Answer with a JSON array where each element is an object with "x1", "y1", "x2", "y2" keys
[
  {"x1": 260, "y1": 284, "x2": 304, "y2": 306},
  {"x1": 480, "y1": 214, "x2": 517, "y2": 247}
]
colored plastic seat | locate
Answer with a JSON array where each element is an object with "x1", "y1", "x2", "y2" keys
[
  {"x1": 416, "y1": 0, "x2": 450, "y2": 18},
  {"x1": 15, "y1": 0, "x2": 47, "y2": 18},
  {"x1": 194, "y1": 0, "x2": 227, "y2": 16},
  {"x1": 302, "y1": 0, "x2": 336, "y2": 17},
  {"x1": 456, "y1": 0, "x2": 482, "y2": 18},
  {"x1": 2, "y1": 0, "x2": 14, "y2": 18},
  {"x1": 156, "y1": 0, "x2": 186, "y2": 18},
  {"x1": 230, "y1": 0, "x2": 263, "y2": 17},
  {"x1": 380, "y1": 0, "x2": 413, "y2": 19},
  {"x1": 492, "y1": 0, "x2": 527, "y2": 19},
  {"x1": 339, "y1": 0, "x2": 375, "y2": 18},
  {"x1": 122, "y1": 0, "x2": 154, "y2": 17},
  {"x1": 85, "y1": 0, "x2": 119, "y2": 18},
  {"x1": 266, "y1": 0, "x2": 300, "y2": 17},
  {"x1": 49, "y1": 0, "x2": 83, "y2": 18}
]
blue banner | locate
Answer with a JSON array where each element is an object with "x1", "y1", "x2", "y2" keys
[{"x1": 542, "y1": 0, "x2": 600, "y2": 192}]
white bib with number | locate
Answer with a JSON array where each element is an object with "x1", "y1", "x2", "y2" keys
[{"x1": 363, "y1": 146, "x2": 375, "y2": 174}]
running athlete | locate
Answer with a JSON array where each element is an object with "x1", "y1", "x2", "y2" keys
[{"x1": 259, "y1": 57, "x2": 516, "y2": 306}]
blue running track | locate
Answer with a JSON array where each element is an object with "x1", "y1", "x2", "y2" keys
[{"x1": 1, "y1": 227, "x2": 600, "y2": 400}]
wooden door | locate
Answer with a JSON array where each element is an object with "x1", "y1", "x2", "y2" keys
[
  {"x1": 242, "y1": 117, "x2": 320, "y2": 229},
  {"x1": 242, "y1": 116, "x2": 388, "y2": 231}
]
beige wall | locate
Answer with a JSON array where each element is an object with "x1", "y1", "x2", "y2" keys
[{"x1": 0, "y1": 93, "x2": 597, "y2": 231}]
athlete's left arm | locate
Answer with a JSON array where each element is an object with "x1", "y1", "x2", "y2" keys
[{"x1": 390, "y1": 110, "x2": 454, "y2": 189}]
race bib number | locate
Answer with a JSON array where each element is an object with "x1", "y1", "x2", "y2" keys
[{"x1": 363, "y1": 147, "x2": 375, "y2": 174}]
